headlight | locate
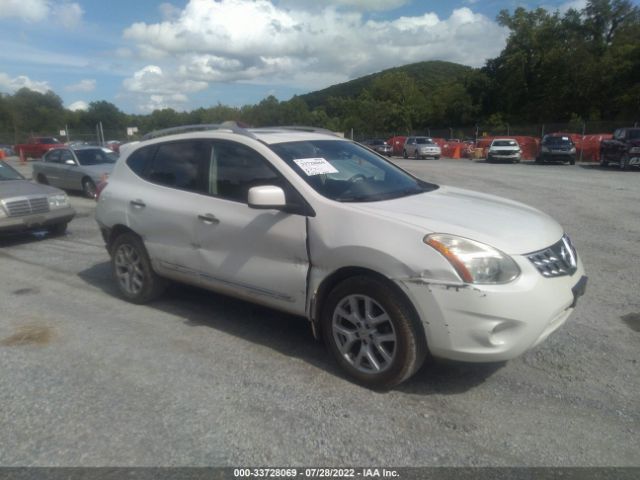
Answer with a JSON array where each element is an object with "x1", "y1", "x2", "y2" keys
[
  {"x1": 629, "y1": 147, "x2": 640, "y2": 154},
  {"x1": 48, "y1": 193, "x2": 69, "y2": 209},
  {"x1": 0, "y1": 205, "x2": 6, "y2": 219},
  {"x1": 570, "y1": 147, "x2": 576, "y2": 153},
  {"x1": 424, "y1": 234, "x2": 521, "y2": 284}
]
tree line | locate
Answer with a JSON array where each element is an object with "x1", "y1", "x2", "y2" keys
[{"x1": 0, "y1": 0, "x2": 638, "y2": 143}]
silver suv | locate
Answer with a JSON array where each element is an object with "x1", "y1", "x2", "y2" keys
[
  {"x1": 403, "y1": 137, "x2": 441, "y2": 159},
  {"x1": 95, "y1": 123, "x2": 586, "y2": 388}
]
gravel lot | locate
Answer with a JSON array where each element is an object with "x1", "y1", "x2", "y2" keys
[{"x1": 0, "y1": 156, "x2": 638, "y2": 467}]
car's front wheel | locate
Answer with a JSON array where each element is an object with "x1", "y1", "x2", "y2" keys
[
  {"x1": 111, "y1": 233, "x2": 167, "y2": 304},
  {"x1": 322, "y1": 276, "x2": 427, "y2": 389},
  {"x1": 403, "y1": 150, "x2": 408, "y2": 159},
  {"x1": 620, "y1": 154, "x2": 630, "y2": 171}
]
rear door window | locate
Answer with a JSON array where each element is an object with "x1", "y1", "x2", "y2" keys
[{"x1": 146, "y1": 141, "x2": 210, "y2": 194}]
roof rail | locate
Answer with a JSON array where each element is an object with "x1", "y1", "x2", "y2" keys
[
  {"x1": 262, "y1": 126, "x2": 340, "y2": 137},
  {"x1": 141, "y1": 121, "x2": 256, "y2": 140}
]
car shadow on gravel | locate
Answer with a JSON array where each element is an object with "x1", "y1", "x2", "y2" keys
[
  {"x1": 0, "y1": 230, "x2": 58, "y2": 247},
  {"x1": 78, "y1": 261, "x2": 502, "y2": 393}
]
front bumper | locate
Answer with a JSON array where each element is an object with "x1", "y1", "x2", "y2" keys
[
  {"x1": 488, "y1": 152, "x2": 521, "y2": 161},
  {"x1": 0, "y1": 207, "x2": 75, "y2": 234},
  {"x1": 399, "y1": 257, "x2": 586, "y2": 362},
  {"x1": 540, "y1": 151, "x2": 576, "y2": 162}
]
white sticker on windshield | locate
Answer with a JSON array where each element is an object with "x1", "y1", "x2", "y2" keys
[
  {"x1": 293, "y1": 158, "x2": 339, "y2": 176},
  {"x1": 562, "y1": 137, "x2": 569, "y2": 140}
]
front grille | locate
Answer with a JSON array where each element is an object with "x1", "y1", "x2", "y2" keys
[
  {"x1": 3, "y1": 197, "x2": 50, "y2": 217},
  {"x1": 527, "y1": 235, "x2": 578, "y2": 278}
]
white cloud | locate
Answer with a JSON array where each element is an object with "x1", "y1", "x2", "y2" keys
[
  {"x1": 0, "y1": 0, "x2": 49, "y2": 22},
  {"x1": 0, "y1": 0, "x2": 83, "y2": 27},
  {"x1": 0, "y1": 72, "x2": 50, "y2": 93},
  {"x1": 557, "y1": 0, "x2": 587, "y2": 13},
  {"x1": 119, "y1": 0, "x2": 508, "y2": 110},
  {"x1": 159, "y1": 2, "x2": 182, "y2": 20},
  {"x1": 51, "y1": 2, "x2": 84, "y2": 28},
  {"x1": 67, "y1": 100, "x2": 89, "y2": 111},
  {"x1": 66, "y1": 79, "x2": 96, "y2": 92},
  {"x1": 121, "y1": 65, "x2": 207, "y2": 112}
]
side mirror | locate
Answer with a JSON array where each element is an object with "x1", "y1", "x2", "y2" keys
[
  {"x1": 64, "y1": 159, "x2": 76, "y2": 165},
  {"x1": 248, "y1": 185, "x2": 286, "y2": 210}
]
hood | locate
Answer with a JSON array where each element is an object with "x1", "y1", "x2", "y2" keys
[
  {"x1": 351, "y1": 186, "x2": 563, "y2": 255},
  {"x1": 0, "y1": 180, "x2": 65, "y2": 198}
]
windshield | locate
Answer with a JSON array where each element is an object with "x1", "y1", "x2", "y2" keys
[
  {"x1": 628, "y1": 129, "x2": 640, "y2": 140},
  {"x1": 0, "y1": 161, "x2": 25, "y2": 181},
  {"x1": 270, "y1": 140, "x2": 438, "y2": 202},
  {"x1": 492, "y1": 140, "x2": 518, "y2": 147},
  {"x1": 416, "y1": 138, "x2": 434, "y2": 145},
  {"x1": 544, "y1": 136, "x2": 573, "y2": 146},
  {"x1": 74, "y1": 149, "x2": 118, "y2": 166}
]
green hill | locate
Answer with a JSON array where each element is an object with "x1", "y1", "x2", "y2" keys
[{"x1": 299, "y1": 60, "x2": 474, "y2": 108}]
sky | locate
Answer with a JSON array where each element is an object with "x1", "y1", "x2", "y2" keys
[{"x1": 0, "y1": 0, "x2": 587, "y2": 114}]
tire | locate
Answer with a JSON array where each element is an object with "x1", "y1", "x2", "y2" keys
[
  {"x1": 486, "y1": 155, "x2": 493, "y2": 163},
  {"x1": 47, "y1": 222, "x2": 67, "y2": 236},
  {"x1": 599, "y1": 150, "x2": 609, "y2": 167},
  {"x1": 569, "y1": 157, "x2": 576, "y2": 165},
  {"x1": 82, "y1": 178, "x2": 97, "y2": 199},
  {"x1": 414, "y1": 150, "x2": 420, "y2": 160},
  {"x1": 620, "y1": 154, "x2": 630, "y2": 171},
  {"x1": 111, "y1": 233, "x2": 167, "y2": 304},
  {"x1": 535, "y1": 157, "x2": 542, "y2": 164},
  {"x1": 36, "y1": 173, "x2": 48, "y2": 184},
  {"x1": 321, "y1": 275, "x2": 427, "y2": 389},
  {"x1": 403, "y1": 150, "x2": 408, "y2": 159},
  {"x1": 434, "y1": 156, "x2": 440, "y2": 160}
]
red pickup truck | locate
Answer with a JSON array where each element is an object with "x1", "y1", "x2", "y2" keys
[{"x1": 14, "y1": 137, "x2": 63, "y2": 159}]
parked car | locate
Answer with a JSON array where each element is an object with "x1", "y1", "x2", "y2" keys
[
  {"x1": 403, "y1": 137, "x2": 441, "y2": 159},
  {"x1": 0, "y1": 160, "x2": 75, "y2": 235},
  {"x1": 95, "y1": 124, "x2": 586, "y2": 389},
  {"x1": 487, "y1": 138, "x2": 522, "y2": 163},
  {"x1": 14, "y1": 137, "x2": 63, "y2": 159},
  {"x1": 0, "y1": 145, "x2": 15, "y2": 157},
  {"x1": 536, "y1": 135, "x2": 577, "y2": 165},
  {"x1": 599, "y1": 127, "x2": 640, "y2": 170},
  {"x1": 105, "y1": 140, "x2": 121, "y2": 154},
  {"x1": 361, "y1": 139, "x2": 392, "y2": 156},
  {"x1": 33, "y1": 146, "x2": 118, "y2": 198}
]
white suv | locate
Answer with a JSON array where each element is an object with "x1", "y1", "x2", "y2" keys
[
  {"x1": 487, "y1": 138, "x2": 522, "y2": 163},
  {"x1": 95, "y1": 124, "x2": 587, "y2": 389},
  {"x1": 403, "y1": 137, "x2": 441, "y2": 159}
]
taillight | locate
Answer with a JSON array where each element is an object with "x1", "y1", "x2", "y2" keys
[{"x1": 95, "y1": 180, "x2": 108, "y2": 200}]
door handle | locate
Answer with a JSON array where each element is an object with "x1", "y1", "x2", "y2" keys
[
  {"x1": 130, "y1": 199, "x2": 146, "y2": 208},
  {"x1": 198, "y1": 213, "x2": 220, "y2": 225}
]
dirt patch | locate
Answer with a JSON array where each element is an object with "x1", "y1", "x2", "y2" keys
[
  {"x1": 621, "y1": 313, "x2": 640, "y2": 332},
  {"x1": 0, "y1": 325, "x2": 54, "y2": 346}
]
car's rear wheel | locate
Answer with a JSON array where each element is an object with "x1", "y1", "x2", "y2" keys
[
  {"x1": 82, "y1": 178, "x2": 97, "y2": 198},
  {"x1": 322, "y1": 276, "x2": 427, "y2": 389},
  {"x1": 111, "y1": 233, "x2": 167, "y2": 304}
]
